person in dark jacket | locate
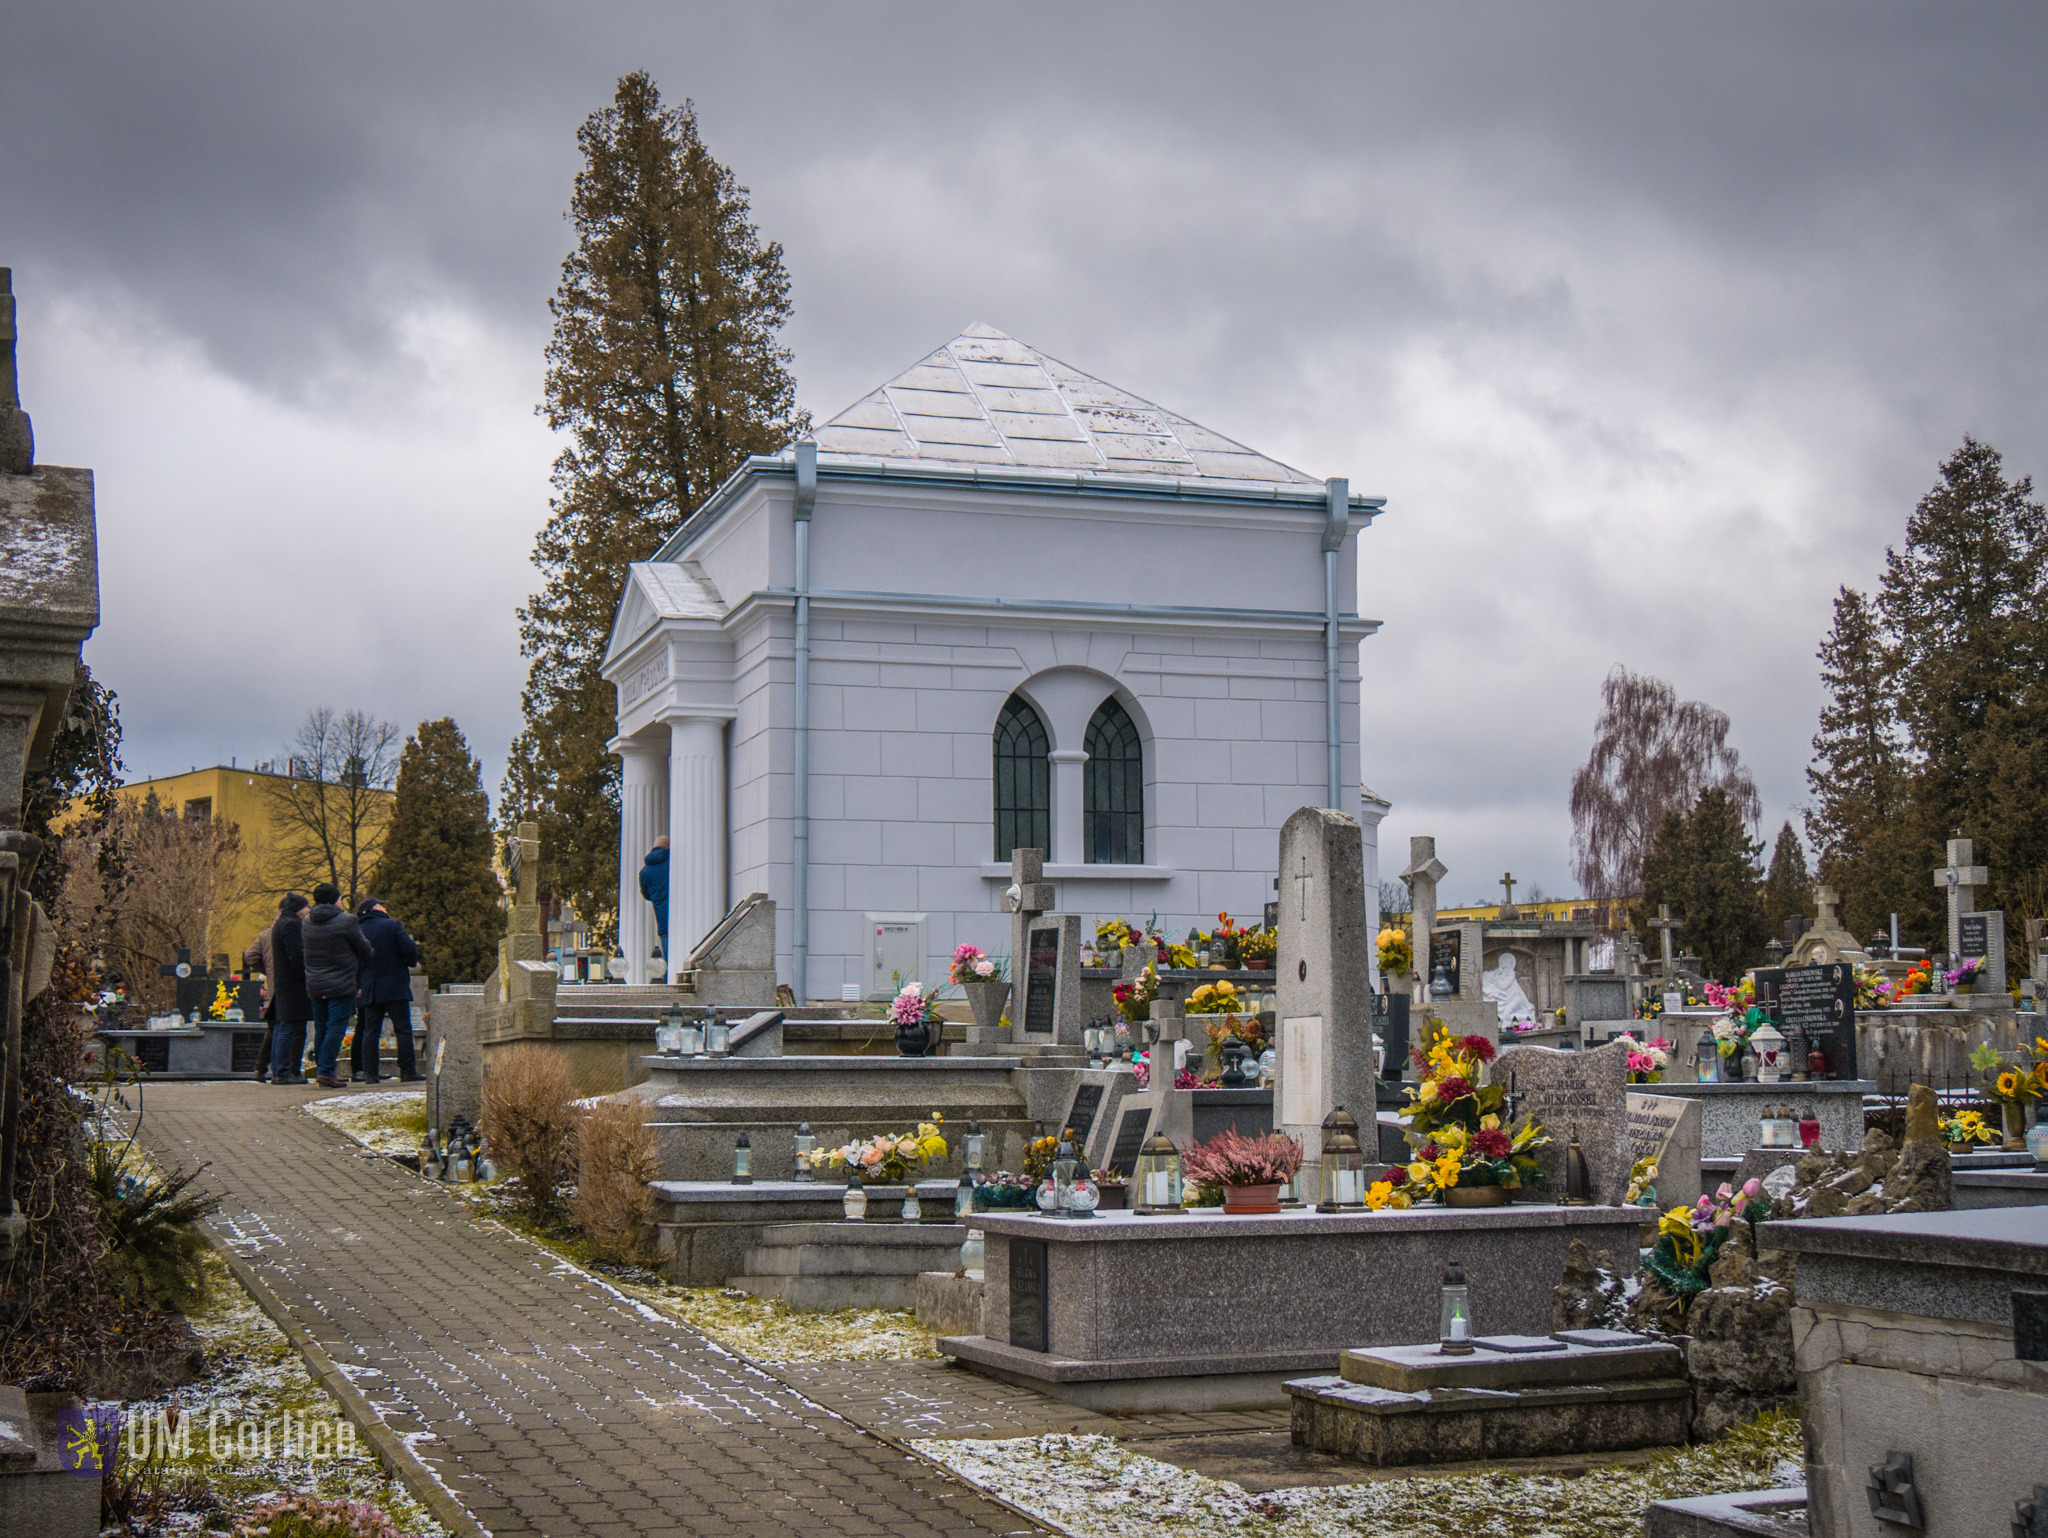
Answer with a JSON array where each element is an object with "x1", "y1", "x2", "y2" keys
[
  {"x1": 268, "y1": 893, "x2": 313, "y2": 1083},
  {"x1": 354, "y1": 896, "x2": 422, "y2": 1083},
  {"x1": 349, "y1": 897, "x2": 379, "y2": 1082},
  {"x1": 303, "y1": 882, "x2": 372, "y2": 1088},
  {"x1": 639, "y1": 838, "x2": 670, "y2": 968},
  {"x1": 242, "y1": 899, "x2": 288, "y2": 1083}
]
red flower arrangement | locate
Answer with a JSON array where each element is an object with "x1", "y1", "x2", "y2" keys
[
  {"x1": 1435, "y1": 1076, "x2": 1475, "y2": 1105},
  {"x1": 1472, "y1": 1127, "x2": 1512, "y2": 1159},
  {"x1": 1459, "y1": 1035, "x2": 1497, "y2": 1064}
]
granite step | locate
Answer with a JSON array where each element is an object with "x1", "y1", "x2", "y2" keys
[{"x1": 731, "y1": 1221, "x2": 968, "y2": 1309}]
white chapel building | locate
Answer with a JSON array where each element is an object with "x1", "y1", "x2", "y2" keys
[{"x1": 602, "y1": 324, "x2": 1385, "y2": 1000}]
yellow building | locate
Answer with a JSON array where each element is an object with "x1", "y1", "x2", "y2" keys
[
  {"x1": 1433, "y1": 897, "x2": 1608, "y2": 925},
  {"x1": 101, "y1": 765, "x2": 395, "y2": 963}
]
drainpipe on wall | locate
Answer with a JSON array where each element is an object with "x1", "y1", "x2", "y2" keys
[
  {"x1": 1322, "y1": 476, "x2": 1350, "y2": 809},
  {"x1": 792, "y1": 439, "x2": 817, "y2": 1003}
]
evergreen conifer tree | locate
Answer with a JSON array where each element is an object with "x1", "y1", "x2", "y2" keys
[
  {"x1": 505, "y1": 71, "x2": 805, "y2": 940},
  {"x1": 1878, "y1": 436, "x2": 2048, "y2": 917},
  {"x1": 1640, "y1": 788, "x2": 1769, "y2": 982},
  {"x1": 1761, "y1": 821, "x2": 1812, "y2": 943},
  {"x1": 373, "y1": 719, "x2": 505, "y2": 985},
  {"x1": 1804, "y1": 585, "x2": 1918, "y2": 938}
]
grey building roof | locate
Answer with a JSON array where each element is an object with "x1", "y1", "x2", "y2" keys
[{"x1": 813, "y1": 323, "x2": 1320, "y2": 487}]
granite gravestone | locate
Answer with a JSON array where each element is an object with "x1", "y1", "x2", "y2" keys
[
  {"x1": 1958, "y1": 910, "x2": 2006, "y2": 996},
  {"x1": 1625, "y1": 1091, "x2": 1703, "y2": 1211},
  {"x1": 1274, "y1": 806, "x2": 1375, "y2": 1197},
  {"x1": 1491, "y1": 1040, "x2": 1631, "y2": 1205},
  {"x1": 1018, "y1": 915, "x2": 1083, "y2": 1043},
  {"x1": 1103, "y1": 1103, "x2": 1151, "y2": 1176},
  {"x1": 1428, "y1": 928, "x2": 1463, "y2": 996},
  {"x1": 1756, "y1": 963, "x2": 1859, "y2": 1080}
]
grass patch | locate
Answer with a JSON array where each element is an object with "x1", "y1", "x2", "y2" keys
[{"x1": 302, "y1": 1093, "x2": 428, "y2": 1159}]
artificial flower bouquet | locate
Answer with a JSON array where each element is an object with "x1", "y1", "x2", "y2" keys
[
  {"x1": 1645, "y1": 1180, "x2": 1769, "y2": 1303},
  {"x1": 1613, "y1": 1032, "x2": 1673, "y2": 1083},
  {"x1": 1203, "y1": 1015, "x2": 1267, "y2": 1057},
  {"x1": 1184, "y1": 980, "x2": 1249, "y2": 1016},
  {"x1": 1130, "y1": 1054, "x2": 1200, "y2": 1091},
  {"x1": 817, "y1": 1118, "x2": 948, "y2": 1183},
  {"x1": 1375, "y1": 924, "x2": 1412, "y2": 978},
  {"x1": 889, "y1": 983, "x2": 942, "y2": 1030},
  {"x1": 1398, "y1": 1022, "x2": 1550, "y2": 1197},
  {"x1": 1972, "y1": 1039, "x2": 2047, "y2": 1111},
  {"x1": 1939, "y1": 1108, "x2": 1999, "y2": 1148},
  {"x1": 1113, "y1": 963, "x2": 1159, "y2": 1024},
  {"x1": 949, "y1": 944, "x2": 1006, "y2": 986},
  {"x1": 1234, "y1": 927, "x2": 1277, "y2": 965}
]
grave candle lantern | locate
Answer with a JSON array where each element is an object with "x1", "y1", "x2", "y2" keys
[
  {"x1": 1315, "y1": 1106, "x2": 1367, "y2": 1211},
  {"x1": 1799, "y1": 1109, "x2": 1822, "y2": 1148},
  {"x1": 793, "y1": 1121, "x2": 815, "y2": 1181},
  {"x1": 656, "y1": 1012, "x2": 684, "y2": 1055},
  {"x1": 678, "y1": 1019, "x2": 704, "y2": 1056},
  {"x1": 1053, "y1": 1138, "x2": 1078, "y2": 1217},
  {"x1": 954, "y1": 1174, "x2": 974, "y2": 1220},
  {"x1": 1783, "y1": 1024, "x2": 1810, "y2": 1082},
  {"x1": 963, "y1": 1120, "x2": 985, "y2": 1173},
  {"x1": 1437, "y1": 1259, "x2": 1474, "y2": 1355},
  {"x1": 1694, "y1": 1034, "x2": 1721, "y2": 1083},
  {"x1": 1750, "y1": 1023, "x2": 1786, "y2": 1084},
  {"x1": 731, "y1": 1132, "x2": 753, "y2": 1184},
  {"x1": 843, "y1": 1176, "x2": 867, "y2": 1222},
  {"x1": 1133, "y1": 1133, "x2": 1184, "y2": 1215},
  {"x1": 705, "y1": 1017, "x2": 732, "y2": 1057},
  {"x1": 902, "y1": 1186, "x2": 921, "y2": 1222}
]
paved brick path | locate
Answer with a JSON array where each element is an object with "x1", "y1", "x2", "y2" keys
[{"x1": 134, "y1": 1082, "x2": 1041, "y2": 1538}]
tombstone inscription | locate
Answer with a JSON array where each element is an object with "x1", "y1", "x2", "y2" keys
[
  {"x1": 1009, "y1": 1238, "x2": 1049, "y2": 1352},
  {"x1": 1022, "y1": 927, "x2": 1059, "y2": 1036},
  {"x1": 1492, "y1": 1040, "x2": 1631, "y2": 1205},
  {"x1": 1958, "y1": 911, "x2": 2006, "y2": 995},
  {"x1": 1063, "y1": 1083, "x2": 1105, "y2": 1144},
  {"x1": 1757, "y1": 963, "x2": 1858, "y2": 1079},
  {"x1": 1429, "y1": 929, "x2": 1462, "y2": 995},
  {"x1": 1104, "y1": 1105, "x2": 1150, "y2": 1176},
  {"x1": 1625, "y1": 1091, "x2": 1702, "y2": 1210}
]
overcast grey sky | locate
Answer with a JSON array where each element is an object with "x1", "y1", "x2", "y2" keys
[{"x1": 6, "y1": 3, "x2": 2044, "y2": 902}]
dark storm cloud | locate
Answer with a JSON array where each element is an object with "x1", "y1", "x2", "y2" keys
[{"x1": 4, "y1": 3, "x2": 2044, "y2": 893}]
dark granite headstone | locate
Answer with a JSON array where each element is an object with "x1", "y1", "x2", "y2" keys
[
  {"x1": 1063, "y1": 1083, "x2": 1104, "y2": 1144},
  {"x1": 230, "y1": 1031, "x2": 267, "y2": 1074},
  {"x1": 2016, "y1": 1290, "x2": 2048, "y2": 1363},
  {"x1": 1429, "y1": 929, "x2": 1462, "y2": 995},
  {"x1": 1009, "y1": 1239, "x2": 1048, "y2": 1352},
  {"x1": 131, "y1": 1036, "x2": 171, "y2": 1074},
  {"x1": 1022, "y1": 927, "x2": 1059, "y2": 1036},
  {"x1": 1104, "y1": 1106, "x2": 1150, "y2": 1176},
  {"x1": 1763, "y1": 963, "x2": 1859, "y2": 1079}
]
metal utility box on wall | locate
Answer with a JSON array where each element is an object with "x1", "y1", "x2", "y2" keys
[{"x1": 864, "y1": 912, "x2": 928, "y2": 1001}]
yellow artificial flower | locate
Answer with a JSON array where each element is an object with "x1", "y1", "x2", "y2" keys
[
  {"x1": 1479, "y1": 1114, "x2": 1501, "y2": 1132},
  {"x1": 1658, "y1": 1205, "x2": 1703, "y2": 1268},
  {"x1": 1433, "y1": 1152, "x2": 1463, "y2": 1188},
  {"x1": 1418, "y1": 1080, "x2": 1440, "y2": 1103},
  {"x1": 1406, "y1": 1160, "x2": 1434, "y2": 1187},
  {"x1": 1365, "y1": 1180, "x2": 1394, "y2": 1210},
  {"x1": 1998, "y1": 1070, "x2": 2022, "y2": 1099},
  {"x1": 1437, "y1": 1124, "x2": 1468, "y2": 1149}
]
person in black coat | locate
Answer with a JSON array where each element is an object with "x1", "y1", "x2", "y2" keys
[
  {"x1": 268, "y1": 893, "x2": 312, "y2": 1083},
  {"x1": 303, "y1": 882, "x2": 372, "y2": 1087},
  {"x1": 354, "y1": 897, "x2": 422, "y2": 1083}
]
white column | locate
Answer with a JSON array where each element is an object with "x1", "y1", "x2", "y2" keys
[
  {"x1": 1049, "y1": 749, "x2": 1087, "y2": 866},
  {"x1": 1358, "y1": 785, "x2": 1391, "y2": 992},
  {"x1": 665, "y1": 714, "x2": 729, "y2": 967},
  {"x1": 613, "y1": 736, "x2": 667, "y2": 985}
]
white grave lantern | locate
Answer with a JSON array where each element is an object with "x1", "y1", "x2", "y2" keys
[
  {"x1": 1133, "y1": 1133, "x2": 1185, "y2": 1215},
  {"x1": 1438, "y1": 1259, "x2": 1474, "y2": 1354},
  {"x1": 1750, "y1": 1022, "x2": 1787, "y2": 1083}
]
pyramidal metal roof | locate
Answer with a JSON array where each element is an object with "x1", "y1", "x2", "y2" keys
[{"x1": 812, "y1": 323, "x2": 1320, "y2": 487}]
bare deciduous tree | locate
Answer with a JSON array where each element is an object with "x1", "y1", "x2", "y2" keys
[
  {"x1": 266, "y1": 707, "x2": 401, "y2": 903},
  {"x1": 62, "y1": 793, "x2": 260, "y2": 1010},
  {"x1": 1569, "y1": 668, "x2": 1760, "y2": 902}
]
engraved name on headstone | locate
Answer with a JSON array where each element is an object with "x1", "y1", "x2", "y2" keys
[
  {"x1": 1625, "y1": 1091, "x2": 1702, "y2": 1210},
  {"x1": 1492, "y1": 1040, "x2": 1631, "y2": 1205}
]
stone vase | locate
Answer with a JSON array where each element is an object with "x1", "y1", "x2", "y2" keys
[
  {"x1": 962, "y1": 979, "x2": 1011, "y2": 1034},
  {"x1": 2004, "y1": 1102, "x2": 2027, "y2": 1152},
  {"x1": 1444, "y1": 1185, "x2": 1513, "y2": 1208}
]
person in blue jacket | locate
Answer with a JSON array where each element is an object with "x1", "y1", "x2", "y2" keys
[{"x1": 639, "y1": 837, "x2": 671, "y2": 956}]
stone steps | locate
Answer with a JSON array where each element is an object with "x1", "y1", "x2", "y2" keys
[{"x1": 729, "y1": 1221, "x2": 968, "y2": 1309}]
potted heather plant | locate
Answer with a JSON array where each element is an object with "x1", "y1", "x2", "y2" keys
[{"x1": 1182, "y1": 1128, "x2": 1304, "y2": 1214}]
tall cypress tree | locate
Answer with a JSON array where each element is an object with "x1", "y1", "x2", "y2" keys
[
  {"x1": 1878, "y1": 437, "x2": 2048, "y2": 916},
  {"x1": 505, "y1": 72, "x2": 805, "y2": 941},
  {"x1": 1804, "y1": 586, "x2": 1919, "y2": 939},
  {"x1": 1760, "y1": 821, "x2": 1813, "y2": 942},
  {"x1": 373, "y1": 719, "x2": 505, "y2": 985}
]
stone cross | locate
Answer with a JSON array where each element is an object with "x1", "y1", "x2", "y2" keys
[
  {"x1": 1647, "y1": 905, "x2": 1682, "y2": 980},
  {"x1": 1497, "y1": 872, "x2": 1519, "y2": 921},
  {"x1": 503, "y1": 821, "x2": 546, "y2": 966},
  {"x1": 1815, "y1": 885, "x2": 1842, "y2": 932},
  {"x1": 1001, "y1": 847, "x2": 1055, "y2": 984},
  {"x1": 1399, "y1": 836, "x2": 1447, "y2": 996},
  {"x1": 1932, "y1": 836, "x2": 1990, "y2": 960},
  {"x1": 1275, "y1": 807, "x2": 1374, "y2": 1197}
]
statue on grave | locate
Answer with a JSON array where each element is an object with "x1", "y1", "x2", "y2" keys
[{"x1": 1482, "y1": 952, "x2": 1536, "y2": 1025}]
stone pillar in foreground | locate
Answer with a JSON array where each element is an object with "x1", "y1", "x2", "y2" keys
[
  {"x1": 613, "y1": 735, "x2": 667, "y2": 984},
  {"x1": 664, "y1": 713, "x2": 727, "y2": 967}
]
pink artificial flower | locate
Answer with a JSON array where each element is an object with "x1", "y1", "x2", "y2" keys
[
  {"x1": 974, "y1": 959, "x2": 995, "y2": 978},
  {"x1": 1741, "y1": 1178, "x2": 1761, "y2": 1198},
  {"x1": 953, "y1": 943, "x2": 981, "y2": 964}
]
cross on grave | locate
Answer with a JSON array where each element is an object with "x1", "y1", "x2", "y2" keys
[
  {"x1": 1399, "y1": 837, "x2": 1448, "y2": 992},
  {"x1": 1001, "y1": 847, "x2": 1056, "y2": 991},
  {"x1": 1933, "y1": 836, "x2": 1991, "y2": 961},
  {"x1": 1497, "y1": 872, "x2": 1519, "y2": 920},
  {"x1": 1648, "y1": 905, "x2": 1683, "y2": 980},
  {"x1": 158, "y1": 947, "x2": 209, "y2": 1017},
  {"x1": 1815, "y1": 885, "x2": 1843, "y2": 932},
  {"x1": 1294, "y1": 854, "x2": 1313, "y2": 922}
]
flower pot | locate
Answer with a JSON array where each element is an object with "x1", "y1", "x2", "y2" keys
[
  {"x1": 1222, "y1": 1182, "x2": 1282, "y2": 1214},
  {"x1": 1094, "y1": 1183, "x2": 1128, "y2": 1210},
  {"x1": 1444, "y1": 1185, "x2": 1513, "y2": 1208},
  {"x1": 962, "y1": 979, "x2": 1011, "y2": 1034},
  {"x1": 2004, "y1": 1102, "x2": 2027, "y2": 1152},
  {"x1": 894, "y1": 1018, "x2": 932, "y2": 1057},
  {"x1": 1244, "y1": 958, "x2": 1274, "y2": 972}
]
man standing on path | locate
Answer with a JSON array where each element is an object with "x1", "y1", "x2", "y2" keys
[
  {"x1": 268, "y1": 893, "x2": 312, "y2": 1083},
  {"x1": 242, "y1": 895, "x2": 290, "y2": 1083},
  {"x1": 303, "y1": 882, "x2": 371, "y2": 1088},
  {"x1": 639, "y1": 835, "x2": 671, "y2": 975},
  {"x1": 355, "y1": 896, "x2": 422, "y2": 1083}
]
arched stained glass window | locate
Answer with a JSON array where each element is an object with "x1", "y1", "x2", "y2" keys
[
  {"x1": 993, "y1": 695, "x2": 1051, "y2": 862},
  {"x1": 1084, "y1": 697, "x2": 1144, "y2": 865}
]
